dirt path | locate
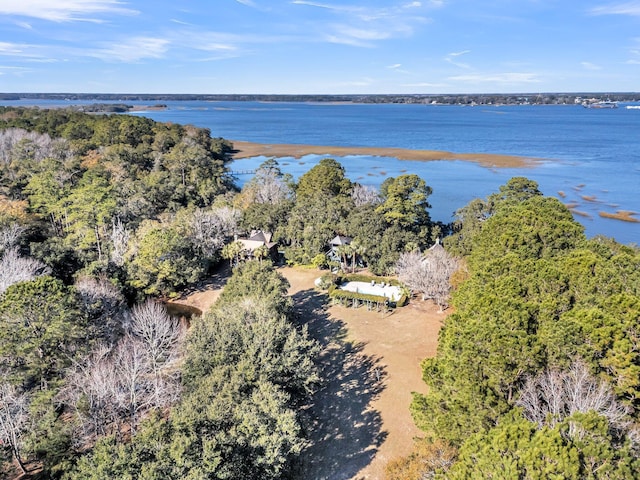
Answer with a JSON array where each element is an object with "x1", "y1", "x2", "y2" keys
[
  {"x1": 283, "y1": 268, "x2": 443, "y2": 479},
  {"x1": 178, "y1": 266, "x2": 445, "y2": 480}
]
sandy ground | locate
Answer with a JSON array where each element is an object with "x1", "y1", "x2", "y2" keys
[
  {"x1": 175, "y1": 265, "x2": 445, "y2": 480},
  {"x1": 230, "y1": 139, "x2": 540, "y2": 169}
]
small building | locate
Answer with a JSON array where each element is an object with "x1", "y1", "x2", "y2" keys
[
  {"x1": 238, "y1": 230, "x2": 278, "y2": 260},
  {"x1": 330, "y1": 235, "x2": 353, "y2": 248},
  {"x1": 327, "y1": 234, "x2": 352, "y2": 263}
]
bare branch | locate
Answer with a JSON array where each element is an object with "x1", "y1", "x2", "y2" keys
[
  {"x1": 0, "y1": 247, "x2": 50, "y2": 294},
  {"x1": 352, "y1": 184, "x2": 381, "y2": 207},
  {"x1": 0, "y1": 223, "x2": 25, "y2": 253},
  {"x1": 190, "y1": 206, "x2": 241, "y2": 257},
  {"x1": 109, "y1": 217, "x2": 130, "y2": 267},
  {"x1": 396, "y1": 244, "x2": 459, "y2": 311},
  {"x1": 517, "y1": 359, "x2": 631, "y2": 439},
  {"x1": 0, "y1": 382, "x2": 30, "y2": 474}
]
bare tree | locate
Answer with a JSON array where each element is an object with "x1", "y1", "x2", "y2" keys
[
  {"x1": 396, "y1": 243, "x2": 459, "y2": 312},
  {"x1": 244, "y1": 161, "x2": 293, "y2": 205},
  {"x1": 130, "y1": 300, "x2": 183, "y2": 405},
  {"x1": 109, "y1": 217, "x2": 130, "y2": 267},
  {"x1": 517, "y1": 360, "x2": 631, "y2": 440},
  {"x1": 0, "y1": 247, "x2": 50, "y2": 294},
  {"x1": 0, "y1": 128, "x2": 70, "y2": 166},
  {"x1": 0, "y1": 382, "x2": 29, "y2": 475},
  {"x1": 60, "y1": 346, "x2": 121, "y2": 444},
  {"x1": 112, "y1": 336, "x2": 154, "y2": 435},
  {"x1": 61, "y1": 303, "x2": 183, "y2": 444},
  {"x1": 351, "y1": 184, "x2": 381, "y2": 207},
  {"x1": 190, "y1": 206, "x2": 241, "y2": 257},
  {"x1": 0, "y1": 223, "x2": 25, "y2": 253}
]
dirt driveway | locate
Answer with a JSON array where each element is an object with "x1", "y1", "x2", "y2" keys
[{"x1": 175, "y1": 266, "x2": 444, "y2": 480}]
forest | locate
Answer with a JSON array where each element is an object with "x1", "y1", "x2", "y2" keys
[{"x1": 0, "y1": 106, "x2": 639, "y2": 479}]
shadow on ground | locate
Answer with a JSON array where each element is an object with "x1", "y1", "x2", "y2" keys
[
  {"x1": 292, "y1": 288, "x2": 388, "y2": 480},
  {"x1": 178, "y1": 262, "x2": 231, "y2": 295}
]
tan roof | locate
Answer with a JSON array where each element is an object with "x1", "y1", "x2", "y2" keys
[{"x1": 238, "y1": 231, "x2": 277, "y2": 251}]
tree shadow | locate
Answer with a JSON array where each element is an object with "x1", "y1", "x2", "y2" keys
[
  {"x1": 291, "y1": 288, "x2": 388, "y2": 480},
  {"x1": 175, "y1": 262, "x2": 231, "y2": 296}
]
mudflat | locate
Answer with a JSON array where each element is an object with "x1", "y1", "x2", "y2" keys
[{"x1": 231, "y1": 140, "x2": 540, "y2": 168}]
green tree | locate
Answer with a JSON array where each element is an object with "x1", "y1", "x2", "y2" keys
[
  {"x1": 65, "y1": 170, "x2": 117, "y2": 263},
  {"x1": 376, "y1": 174, "x2": 432, "y2": 231},
  {"x1": 295, "y1": 158, "x2": 352, "y2": 199},
  {"x1": 126, "y1": 221, "x2": 204, "y2": 297},
  {"x1": 0, "y1": 276, "x2": 84, "y2": 389},
  {"x1": 446, "y1": 411, "x2": 639, "y2": 479}
]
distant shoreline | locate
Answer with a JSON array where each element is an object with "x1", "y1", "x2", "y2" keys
[{"x1": 230, "y1": 140, "x2": 541, "y2": 169}]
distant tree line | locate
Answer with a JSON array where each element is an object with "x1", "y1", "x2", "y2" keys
[{"x1": 2, "y1": 92, "x2": 639, "y2": 105}]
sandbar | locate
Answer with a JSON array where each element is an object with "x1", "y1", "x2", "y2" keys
[
  {"x1": 599, "y1": 210, "x2": 640, "y2": 223},
  {"x1": 230, "y1": 140, "x2": 540, "y2": 169}
]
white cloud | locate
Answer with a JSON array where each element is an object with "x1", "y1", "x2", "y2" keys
[
  {"x1": 449, "y1": 72, "x2": 541, "y2": 84},
  {"x1": 445, "y1": 50, "x2": 471, "y2": 69},
  {"x1": 590, "y1": 2, "x2": 640, "y2": 16},
  {"x1": 0, "y1": 0, "x2": 138, "y2": 22},
  {"x1": 291, "y1": 1, "x2": 338, "y2": 9},
  {"x1": 0, "y1": 66, "x2": 33, "y2": 76},
  {"x1": 0, "y1": 41, "x2": 50, "y2": 60},
  {"x1": 235, "y1": 0, "x2": 257, "y2": 6},
  {"x1": 90, "y1": 37, "x2": 169, "y2": 62},
  {"x1": 403, "y1": 82, "x2": 448, "y2": 88},
  {"x1": 0, "y1": 42, "x2": 27, "y2": 55},
  {"x1": 581, "y1": 61, "x2": 602, "y2": 70},
  {"x1": 292, "y1": 1, "x2": 431, "y2": 47}
]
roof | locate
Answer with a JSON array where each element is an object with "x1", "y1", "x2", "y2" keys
[
  {"x1": 238, "y1": 230, "x2": 277, "y2": 251},
  {"x1": 330, "y1": 235, "x2": 352, "y2": 246}
]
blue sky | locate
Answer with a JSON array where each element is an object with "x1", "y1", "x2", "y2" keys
[{"x1": 0, "y1": 0, "x2": 639, "y2": 94}]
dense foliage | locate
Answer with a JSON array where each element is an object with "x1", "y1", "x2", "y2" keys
[
  {"x1": 64, "y1": 262, "x2": 319, "y2": 480},
  {"x1": 5, "y1": 107, "x2": 436, "y2": 477},
  {"x1": 6, "y1": 106, "x2": 636, "y2": 479},
  {"x1": 408, "y1": 178, "x2": 640, "y2": 478}
]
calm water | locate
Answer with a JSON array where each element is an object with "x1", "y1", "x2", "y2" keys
[{"x1": 4, "y1": 99, "x2": 640, "y2": 245}]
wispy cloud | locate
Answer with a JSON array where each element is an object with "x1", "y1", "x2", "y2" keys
[
  {"x1": 326, "y1": 25, "x2": 393, "y2": 47},
  {"x1": 449, "y1": 72, "x2": 541, "y2": 84},
  {"x1": 387, "y1": 63, "x2": 411, "y2": 74},
  {"x1": 628, "y1": 44, "x2": 640, "y2": 63},
  {"x1": 0, "y1": 41, "x2": 50, "y2": 61},
  {"x1": 89, "y1": 37, "x2": 170, "y2": 62},
  {"x1": 445, "y1": 50, "x2": 471, "y2": 69},
  {"x1": 403, "y1": 82, "x2": 448, "y2": 88},
  {"x1": 291, "y1": 1, "x2": 338, "y2": 9},
  {"x1": 581, "y1": 61, "x2": 602, "y2": 70},
  {"x1": 0, "y1": 42, "x2": 29, "y2": 55},
  {"x1": 0, "y1": 65, "x2": 33, "y2": 76},
  {"x1": 292, "y1": 1, "x2": 432, "y2": 47},
  {"x1": 0, "y1": 0, "x2": 138, "y2": 23},
  {"x1": 235, "y1": 0, "x2": 257, "y2": 6},
  {"x1": 15, "y1": 21, "x2": 33, "y2": 30},
  {"x1": 590, "y1": 2, "x2": 640, "y2": 16}
]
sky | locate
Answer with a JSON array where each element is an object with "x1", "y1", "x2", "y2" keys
[{"x1": 0, "y1": 0, "x2": 639, "y2": 94}]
